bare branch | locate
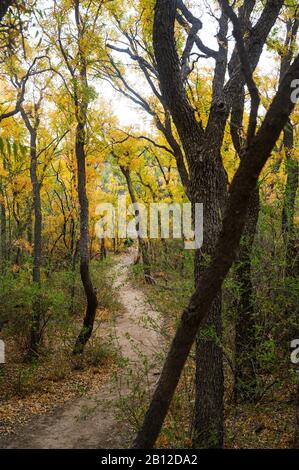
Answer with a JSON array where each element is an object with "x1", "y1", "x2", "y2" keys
[{"x1": 220, "y1": 0, "x2": 260, "y2": 142}]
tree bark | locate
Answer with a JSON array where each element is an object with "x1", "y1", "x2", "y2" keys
[
  {"x1": 20, "y1": 106, "x2": 43, "y2": 357},
  {"x1": 72, "y1": 120, "x2": 98, "y2": 354},
  {"x1": 29, "y1": 128, "x2": 43, "y2": 354},
  {"x1": 190, "y1": 149, "x2": 227, "y2": 447},
  {"x1": 282, "y1": 118, "x2": 298, "y2": 279},
  {"x1": 0, "y1": 183, "x2": 6, "y2": 273},
  {"x1": 280, "y1": 16, "x2": 298, "y2": 281}
]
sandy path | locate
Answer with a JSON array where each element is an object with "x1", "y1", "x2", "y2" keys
[{"x1": 0, "y1": 251, "x2": 161, "y2": 449}]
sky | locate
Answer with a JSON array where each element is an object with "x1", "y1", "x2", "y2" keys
[{"x1": 100, "y1": 2, "x2": 282, "y2": 130}]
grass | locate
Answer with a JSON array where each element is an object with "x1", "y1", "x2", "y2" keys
[{"x1": 0, "y1": 254, "x2": 122, "y2": 435}]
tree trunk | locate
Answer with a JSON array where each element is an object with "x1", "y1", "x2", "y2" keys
[
  {"x1": 282, "y1": 119, "x2": 298, "y2": 279},
  {"x1": 100, "y1": 237, "x2": 106, "y2": 261},
  {"x1": 20, "y1": 105, "x2": 43, "y2": 357},
  {"x1": 234, "y1": 187, "x2": 259, "y2": 402},
  {"x1": 72, "y1": 121, "x2": 98, "y2": 354},
  {"x1": 0, "y1": 190, "x2": 6, "y2": 273},
  {"x1": 69, "y1": 239, "x2": 79, "y2": 315},
  {"x1": 72, "y1": 0, "x2": 98, "y2": 354},
  {"x1": 229, "y1": 82, "x2": 260, "y2": 403},
  {"x1": 191, "y1": 156, "x2": 226, "y2": 448},
  {"x1": 28, "y1": 128, "x2": 43, "y2": 356},
  {"x1": 194, "y1": 294, "x2": 224, "y2": 447}
]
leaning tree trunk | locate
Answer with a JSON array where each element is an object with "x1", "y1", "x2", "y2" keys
[{"x1": 72, "y1": 120, "x2": 98, "y2": 354}]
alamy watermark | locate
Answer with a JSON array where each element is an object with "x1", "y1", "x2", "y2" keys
[
  {"x1": 291, "y1": 79, "x2": 299, "y2": 104},
  {"x1": 291, "y1": 339, "x2": 299, "y2": 365},
  {"x1": 95, "y1": 196, "x2": 203, "y2": 250}
]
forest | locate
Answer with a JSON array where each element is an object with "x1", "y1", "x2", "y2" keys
[{"x1": 0, "y1": 0, "x2": 298, "y2": 453}]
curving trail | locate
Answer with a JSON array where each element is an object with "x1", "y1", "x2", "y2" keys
[{"x1": 0, "y1": 251, "x2": 161, "y2": 449}]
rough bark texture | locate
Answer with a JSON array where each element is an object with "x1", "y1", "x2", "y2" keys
[
  {"x1": 132, "y1": 14, "x2": 299, "y2": 448},
  {"x1": 191, "y1": 151, "x2": 226, "y2": 447}
]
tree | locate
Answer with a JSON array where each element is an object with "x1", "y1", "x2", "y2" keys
[
  {"x1": 103, "y1": 0, "x2": 286, "y2": 446},
  {"x1": 132, "y1": 0, "x2": 299, "y2": 448},
  {"x1": 38, "y1": 0, "x2": 107, "y2": 353},
  {"x1": 20, "y1": 93, "x2": 43, "y2": 354},
  {"x1": 280, "y1": 10, "x2": 299, "y2": 282}
]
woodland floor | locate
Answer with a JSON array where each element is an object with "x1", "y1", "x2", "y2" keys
[
  {"x1": 0, "y1": 250, "x2": 296, "y2": 449},
  {"x1": 0, "y1": 250, "x2": 161, "y2": 449}
]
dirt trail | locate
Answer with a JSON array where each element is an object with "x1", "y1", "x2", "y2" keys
[{"x1": 0, "y1": 251, "x2": 161, "y2": 449}]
